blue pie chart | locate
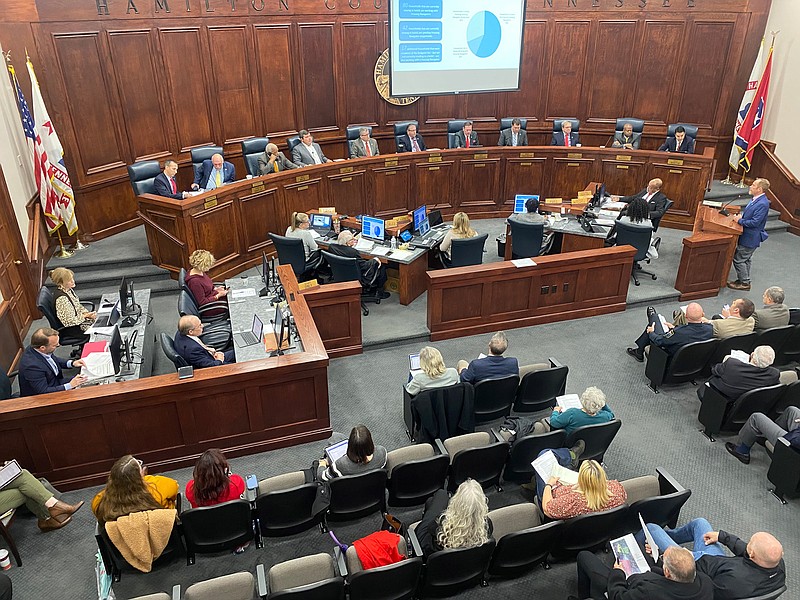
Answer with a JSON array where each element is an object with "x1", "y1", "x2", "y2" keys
[{"x1": 467, "y1": 11, "x2": 502, "y2": 58}]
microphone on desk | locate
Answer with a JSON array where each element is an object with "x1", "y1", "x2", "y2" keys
[
  {"x1": 605, "y1": 134, "x2": 616, "y2": 147},
  {"x1": 718, "y1": 198, "x2": 738, "y2": 217}
]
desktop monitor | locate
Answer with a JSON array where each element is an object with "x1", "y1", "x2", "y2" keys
[
  {"x1": 119, "y1": 277, "x2": 135, "y2": 316},
  {"x1": 418, "y1": 218, "x2": 430, "y2": 237},
  {"x1": 362, "y1": 216, "x2": 385, "y2": 242},
  {"x1": 310, "y1": 213, "x2": 332, "y2": 230},
  {"x1": 261, "y1": 251, "x2": 270, "y2": 285},
  {"x1": 413, "y1": 205, "x2": 427, "y2": 233},
  {"x1": 109, "y1": 325, "x2": 123, "y2": 375},
  {"x1": 514, "y1": 194, "x2": 539, "y2": 213}
]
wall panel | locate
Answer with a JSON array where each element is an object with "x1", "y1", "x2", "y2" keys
[
  {"x1": 298, "y1": 23, "x2": 337, "y2": 130},
  {"x1": 253, "y1": 24, "x2": 297, "y2": 136},
  {"x1": 504, "y1": 20, "x2": 546, "y2": 123},
  {"x1": 630, "y1": 20, "x2": 685, "y2": 123},
  {"x1": 545, "y1": 20, "x2": 590, "y2": 120},
  {"x1": 341, "y1": 21, "x2": 380, "y2": 128},
  {"x1": 586, "y1": 20, "x2": 637, "y2": 123}
]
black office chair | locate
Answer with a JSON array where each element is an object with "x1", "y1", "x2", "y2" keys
[
  {"x1": 614, "y1": 221, "x2": 656, "y2": 286},
  {"x1": 269, "y1": 233, "x2": 318, "y2": 282},
  {"x1": 393, "y1": 120, "x2": 419, "y2": 152},
  {"x1": 706, "y1": 332, "x2": 758, "y2": 368},
  {"x1": 409, "y1": 532, "x2": 495, "y2": 597},
  {"x1": 564, "y1": 419, "x2": 622, "y2": 464},
  {"x1": 385, "y1": 444, "x2": 449, "y2": 507},
  {"x1": 346, "y1": 125, "x2": 373, "y2": 157},
  {"x1": 286, "y1": 135, "x2": 302, "y2": 155},
  {"x1": 256, "y1": 471, "x2": 326, "y2": 538},
  {"x1": 646, "y1": 338, "x2": 720, "y2": 393},
  {"x1": 440, "y1": 432, "x2": 510, "y2": 492},
  {"x1": 552, "y1": 118, "x2": 581, "y2": 133},
  {"x1": 499, "y1": 117, "x2": 528, "y2": 131},
  {"x1": 664, "y1": 123, "x2": 698, "y2": 153},
  {"x1": 36, "y1": 286, "x2": 90, "y2": 355},
  {"x1": 180, "y1": 499, "x2": 255, "y2": 565},
  {"x1": 402, "y1": 382, "x2": 475, "y2": 443},
  {"x1": 472, "y1": 375, "x2": 520, "y2": 424},
  {"x1": 179, "y1": 268, "x2": 230, "y2": 320},
  {"x1": 698, "y1": 383, "x2": 786, "y2": 441},
  {"x1": 160, "y1": 332, "x2": 189, "y2": 371},
  {"x1": 651, "y1": 198, "x2": 673, "y2": 232},
  {"x1": 486, "y1": 504, "x2": 563, "y2": 577},
  {"x1": 241, "y1": 137, "x2": 270, "y2": 177},
  {"x1": 127, "y1": 160, "x2": 162, "y2": 196},
  {"x1": 190, "y1": 145, "x2": 223, "y2": 180},
  {"x1": 513, "y1": 359, "x2": 568, "y2": 413},
  {"x1": 614, "y1": 117, "x2": 645, "y2": 135},
  {"x1": 446, "y1": 233, "x2": 488, "y2": 268},
  {"x1": 177, "y1": 291, "x2": 233, "y2": 350},
  {"x1": 321, "y1": 250, "x2": 382, "y2": 316},
  {"x1": 495, "y1": 429, "x2": 567, "y2": 484},
  {"x1": 447, "y1": 120, "x2": 470, "y2": 149},
  {"x1": 508, "y1": 221, "x2": 544, "y2": 259},
  {"x1": 325, "y1": 470, "x2": 388, "y2": 525}
]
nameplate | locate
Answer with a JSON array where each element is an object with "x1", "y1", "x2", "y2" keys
[
  {"x1": 571, "y1": 198, "x2": 587, "y2": 205},
  {"x1": 669, "y1": 169, "x2": 683, "y2": 174},
  {"x1": 386, "y1": 219, "x2": 398, "y2": 227},
  {"x1": 616, "y1": 165, "x2": 629, "y2": 170},
  {"x1": 474, "y1": 163, "x2": 486, "y2": 168},
  {"x1": 297, "y1": 279, "x2": 319, "y2": 291},
  {"x1": 428, "y1": 154, "x2": 442, "y2": 163},
  {"x1": 615, "y1": 155, "x2": 632, "y2": 161},
  {"x1": 473, "y1": 153, "x2": 488, "y2": 160},
  {"x1": 567, "y1": 153, "x2": 582, "y2": 159},
  {"x1": 297, "y1": 185, "x2": 309, "y2": 191},
  {"x1": 384, "y1": 171, "x2": 396, "y2": 176},
  {"x1": 251, "y1": 182, "x2": 265, "y2": 193},
  {"x1": 567, "y1": 162, "x2": 580, "y2": 167},
  {"x1": 295, "y1": 174, "x2": 309, "y2": 183},
  {"x1": 340, "y1": 176, "x2": 352, "y2": 182},
  {"x1": 577, "y1": 191, "x2": 592, "y2": 198},
  {"x1": 667, "y1": 159, "x2": 684, "y2": 166},
  {"x1": 203, "y1": 196, "x2": 217, "y2": 209},
  {"x1": 545, "y1": 198, "x2": 562, "y2": 204},
  {"x1": 520, "y1": 162, "x2": 532, "y2": 166},
  {"x1": 519, "y1": 152, "x2": 535, "y2": 158},
  {"x1": 339, "y1": 166, "x2": 353, "y2": 174},
  {"x1": 428, "y1": 166, "x2": 440, "y2": 171},
  {"x1": 319, "y1": 207, "x2": 336, "y2": 214},
  {"x1": 384, "y1": 158, "x2": 398, "y2": 167}
]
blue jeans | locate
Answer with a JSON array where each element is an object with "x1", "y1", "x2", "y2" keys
[
  {"x1": 535, "y1": 447, "x2": 572, "y2": 505},
  {"x1": 638, "y1": 518, "x2": 727, "y2": 560}
]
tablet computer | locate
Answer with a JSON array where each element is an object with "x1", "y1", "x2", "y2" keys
[
  {"x1": 325, "y1": 439, "x2": 349, "y2": 464},
  {"x1": 0, "y1": 460, "x2": 22, "y2": 490}
]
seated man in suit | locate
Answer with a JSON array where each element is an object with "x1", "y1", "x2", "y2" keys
[
  {"x1": 292, "y1": 129, "x2": 331, "y2": 166},
  {"x1": 497, "y1": 118, "x2": 529, "y2": 147},
  {"x1": 191, "y1": 153, "x2": 235, "y2": 191},
  {"x1": 258, "y1": 143, "x2": 299, "y2": 175},
  {"x1": 457, "y1": 331, "x2": 518, "y2": 384},
  {"x1": 18, "y1": 328, "x2": 86, "y2": 396},
  {"x1": 612, "y1": 121, "x2": 641, "y2": 150},
  {"x1": 153, "y1": 160, "x2": 188, "y2": 200},
  {"x1": 726, "y1": 405, "x2": 800, "y2": 464},
  {"x1": 658, "y1": 125, "x2": 695, "y2": 153},
  {"x1": 453, "y1": 120, "x2": 480, "y2": 148},
  {"x1": 753, "y1": 286, "x2": 789, "y2": 331},
  {"x1": 325, "y1": 231, "x2": 390, "y2": 298},
  {"x1": 697, "y1": 345, "x2": 781, "y2": 401},
  {"x1": 670, "y1": 298, "x2": 756, "y2": 339},
  {"x1": 174, "y1": 316, "x2": 234, "y2": 369},
  {"x1": 614, "y1": 178, "x2": 668, "y2": 224},
  {"x1": 627, "y1": 303, "x2": 712, "y2": 362},
  {"x1": 398, "y1": 123, "x2": 426, "y2": 152},
  {"x1": 349, "y1": 127, "x2": 380, "y2": 158},
  {"x1": 551, "y1": 120, "x2": 580, "y2": 147}
]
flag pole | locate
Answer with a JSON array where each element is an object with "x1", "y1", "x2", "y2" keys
[
  {"x1": 54, "y1": 228, "x2": 74, "y2": 259},
  {"x1": 71, "y1": 230, "x2": 89, "y2": 251},
  {"x1": 721, "y1": 166, "x2": 734, "y2": 185}
]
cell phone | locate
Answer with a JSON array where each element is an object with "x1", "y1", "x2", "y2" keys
[
  {"x1": 245, "y1": 474, "x2": 258, "y2": 489},
  {"x1": 178, "y1": 365, "x2": 194, "y2": 379}
]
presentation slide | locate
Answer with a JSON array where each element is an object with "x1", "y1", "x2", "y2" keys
[{"x1": 389, "y1": 0, "x2": 526, "y2": 97}]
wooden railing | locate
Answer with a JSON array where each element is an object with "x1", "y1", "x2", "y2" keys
[{"x1": 744, "y1": 141, "x2": 800, "y2": 235}]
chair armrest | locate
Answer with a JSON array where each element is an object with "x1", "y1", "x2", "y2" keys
[
  {"x1": 490, "y1": 428, "x2": 505, "y2": 443},
  {"x1": 655, "y1": 467, "x2": 684, "y2": 494},
  {"x1": 408, "y1": 527, "x2": 423, "y2": 558},
  {"x1": 80, "y1": 301, "x2": 95, "y2": 311},
  {"x1": 175, "y1": 493, "x2": 183, "y2": 513},
  {"x1": 645, "y1": 345, "x2": 670, "y2": 390},
  {"x1": 198, "y1": 301, "x2": 229, "y2": 313},
  {"x1": 767, "y1": 437, "x2": 800, "y2": 496},
  {"x1": 696, "y1": 385, "x2": 733, "y2": 435},
  {"x1": 172, "y1": 585, "x2": 181, "y2": 600},
  {"x1": 334, "y1": 545, "x2": 348, "y2": 577},
  {"x1": 256, "y1": 563, "x2": 268, "y2": 599},
  {"x1": 434, "y1": 438, "x2": 447, "y2": 455},
  {"x1": 549, "y1": 357, "x2": 563, "y2": 368}
]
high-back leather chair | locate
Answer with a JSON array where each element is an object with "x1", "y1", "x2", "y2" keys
[
  {"x1": 552, "y1": 118, "x2": 580, "y2": 132},
  {"x1": 286, "y1": 136, "x2": 302, "y2": 154},
  {"x1": 160, "y1": 332, "x2": 189, "y2": 371},
  {"x1": 499, "y1": 117, "x2": 528, "y2": 131},
  {"x1": 36, "y1": 286, "x2": 89, "y2": 351},
  {"x1": 448, "y1": 233, "x2": 488, "y2": 268},
  {"x1": 651, "y1": 198, "x2": 673, "y2": 232},
  {"x1": 241, "y1": 137, "x2": 270, "y2": 177},
  {"x1": 269, "y1": 233, "x2": 316, "y2": 281},
  {"x1": 664, "y1": 123, "x2": 698, "y2": 153},
  {"x1": 614, "y1": 221, "x2": 656, "y2": 286},
  {"x1": 190, "y1": 145, "x2": 223, "y2": 180},
  {"x1": 447, "y1": 120, "x2": 470, "y2": 149},
  {"x1": 508, "y1": 221, "x2": 544, "y2": 259},
  {"x1": 127, "y1": 160, "x2": 161, "y2": 196},
  {"x1": 346, "y1": 125, "x2": 372, "y2": 156},
  {"x1": 615, "y1": 117, "x2": 645, "y2": 134},
  {"x1": 322, "y1": 250, "x2": 381, "y2": 316}
]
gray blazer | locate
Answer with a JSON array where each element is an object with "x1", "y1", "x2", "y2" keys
[
  {"x1": 258, "y1": 151, "x2": 299, "y2": 175},
  {"x1": 612, "y1": 131, "x2": 641, "y2": 150},
  {"x1": 292, "y1": 142, "x2": 330, "y2": 166},
  {"x1": 349, "y1": 138, "x2": 379, "y2": 159},
  {"x1": 498, "y1": 129, "x2": 529, "y2": 147},
  {"x1": 753, "y1": 303, "x2": 790, "y2": 331}
]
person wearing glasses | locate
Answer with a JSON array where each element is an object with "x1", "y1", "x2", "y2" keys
[
  {"x1": 174, "y1": 315, "x2": 235, "y2": 369},
  {"x1": 92, "y1": 455, "x2": 179, "y2": 522}
]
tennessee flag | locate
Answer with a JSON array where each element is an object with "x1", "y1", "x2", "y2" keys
[
  {"x1": 734, "y1": 44, "x2": 773, "y2": 173},
  {"x1": 728, "y1": 40, "x2": 763, "y2": 170}
]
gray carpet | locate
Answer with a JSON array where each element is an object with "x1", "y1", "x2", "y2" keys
[{"x1": 6, "y1": 222, "x2": 800, "y2": 600}]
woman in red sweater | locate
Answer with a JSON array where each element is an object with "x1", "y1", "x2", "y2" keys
[
  {"x1": 185, "y1": 449, "x2": 245, "y2": 508},
  {"x1": 185, "y1": 249, "x2": 228, "y2": 317}
]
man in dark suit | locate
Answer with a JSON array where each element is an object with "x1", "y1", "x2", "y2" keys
[
  {"x1": 457, "y1": 331, "x2": 519, "y2": 384},
  {"x1": 192, "y1": 153, "x2": 235, "y2": 191},
  {"x1": 292, "y1": 129, "x2": 331, "y2": 166},
  {"x1": 728, "y1": 178, "x2": 771, "y2": 291},
  {"x1": 174, "y1": 316, "x2": 234, "y2": 369},
  {"x1": 658, "y1": 125, "x2": 695, "y2": 153},
  {"x1": 324, "y1": 231, "x2": 389, "y2": 297},
  {"x1": 627, "y1": 303, "x2": 713, "y2": 362},
  {"x1": 497, "y1": 118, "x2": 529, "y2": 147},
  {"x1": 397, "y1": 123, "x2": 426, "y2": 153},
  {"x1": 551, "y1": 120, "x2": 580, "y2": 147},
  {"x1": 617, "y1": 178, "x2": 669, "y2": 224},
  {"x1": 453, "y1": 121, "x2": 480, "y2": 148},
  {"x1": 258, "y1": 143, "x2": 299, "y2": 175},
  {"x1": 153, "y1": 160, "x2": 188, "y2": 200},
  {"x1": 698, "y1": 344, "x2": 781, "y2": 401},
  {"x1": 18, "y1": 328, "x2": 86, "y2": 396}
]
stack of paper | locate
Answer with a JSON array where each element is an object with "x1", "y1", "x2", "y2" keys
[
  {"x1": 556, "y1": 393, "x2": 582, "y2": 410},
  {"x1": 531, "y1": 450, "x2": 579, "y2": 486}
]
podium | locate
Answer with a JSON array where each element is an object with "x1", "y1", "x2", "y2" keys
[{"x1": 675, "y1": 204, "x2": 742, "y2": 300}]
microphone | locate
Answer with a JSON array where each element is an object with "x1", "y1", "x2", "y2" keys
[
  {"x1": 606, "y1": 134, "x2": 616, "y2": 147},
  {"x1": 718, "y1": 198, "x2": 737, "y2": 217}
]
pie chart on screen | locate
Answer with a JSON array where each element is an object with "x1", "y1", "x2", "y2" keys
[{"x1": 467, "y1": 11, "x2": 502, "y2": 58}]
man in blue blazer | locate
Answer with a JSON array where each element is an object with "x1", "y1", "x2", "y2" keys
[
  {"x1": 191, "y1": 153, "x2": 236, "y2": 191},
  {"x1": 18, "y1": 328, "x2": 86, "y2": 396},
  {"x1": 457, "y1": 331, "x2": 519, "y2": 384},
  {"x1": 153, "y1": 160, "x2": 188, "y2": 200},
  {"x1": 658, "y1": 126, "x2": 695, "y2": 153},
  {"x1": 397, "y1": 123, "x2": 426, "y2": 153},
  {"x1": 174, "y1": 316, "x2": 235, "y2": 369},
  {"x1": 729, "y1": 178, "x2": 771, "y2": 291}
]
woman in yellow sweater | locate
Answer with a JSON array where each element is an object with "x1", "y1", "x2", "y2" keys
[{"x1": 92, "y1": 455, "x2": 178, "y2": 522}]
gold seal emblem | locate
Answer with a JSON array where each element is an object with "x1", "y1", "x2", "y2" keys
[{"x1": 374, "y1": 48, "x2": 420, "y2": 106}]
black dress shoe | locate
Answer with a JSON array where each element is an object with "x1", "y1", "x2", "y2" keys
[
  {"x1": 626, "y1": 347, "x2": 644, "y2": 362},
  {"x1": 725, "y1": 442, "x2": 751, "y2": 464}
]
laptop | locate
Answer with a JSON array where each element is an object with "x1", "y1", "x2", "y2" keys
[
  {"x1": 93, "y1": 301, "x2": 121, "y2": 328},
  {"x1": 0, "y1": 460, "x2": 22, "y2": 490},
  {"x1": 410, "y1": 218, "x2": 442, "y2": 249},
  {"x1": 310, "y1": 213, "x2": 333, "y2": 236},
  {"x1": 324, "y1": 439, "x2": 349, "y2": 464},
  {"x1": 235, "y1": 314, "x2": 264, "y2": 348},
  {"x1": 428, "y1": 210, "x2": 444, "y2": 228}
]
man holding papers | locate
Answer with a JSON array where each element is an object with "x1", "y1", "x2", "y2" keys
[
  {"x1": 627, "y1": 303, "x2": 712, "y2": 362},
  {"x1": 697, "y1": 345, "x2": 780, "y2": 401},
  {"x1": 18, "y1": 328, "x2": 86, "y2": 396}
]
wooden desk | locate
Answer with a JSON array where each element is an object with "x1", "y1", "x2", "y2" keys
[
  {"x1": 0, "y1": 267, "x2": 331, "y2": 491},
  {"x1": 427, "y1": 246, "x2": 635, "y2": 341},
  {"x1": 502, "y1": 217, "x2": 607, "y2": 260}
]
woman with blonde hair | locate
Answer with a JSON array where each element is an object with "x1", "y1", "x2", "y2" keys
[
  {"x1": 284, "y1": 211, "x2": 323, "y2": 271},
  {"x1": 186, "y1": 249, "x2": 229, "y2": 317},
  {"x1": 405, "y1": 346, "x2": 459, "y2": 396},
  {"x1": 415, "y1": 479, "x2": 492, "y2": 557},
  {"x1": 540, "y1": 458, "x2": 626, "y2": 520},
  {"x1": 49, "y1": 267, "x2": 96, "y2": 337},
  {"x1": 439, "y1": 212, "x2": 478, "y2": 265}
]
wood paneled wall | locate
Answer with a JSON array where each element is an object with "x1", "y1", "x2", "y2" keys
[{"x1": 0, "y1": 0, "x2": 770, "y2": 239}]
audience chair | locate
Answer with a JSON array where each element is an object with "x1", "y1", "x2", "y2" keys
[
  {"x1": 267, "y1": 552, "x2": 345, "y2": 600},
  {"x1": 321, "y1": 250, "x2": 382, "y2": 316},
  {"x1": 564, "y1": 419, "x2": 622, "y2": 464},
  {"x1": 286, "y1": 136, "x2": 302, "y2": 155},
  {"x1": 664, "y1": 124, "x2": 697, "y2": 153},
  {"x1": 325, "y1": 470, "x2": 387, "y2": 525},
  {"x1": 508, "y1": 221, "x2": 544, "y2": 259},
  {"x1": 129, "y1": 593, "x2": 172, "y2": 600},
  {"x1": 393, "y1": 120, "x2": 419, "y2": 152},
  {"x1": 767, "y1": 436, "x2": 800, "y2": 505},
  {"x1": 499, "y1": 117, "x2": 528, "y2": 131},
  {"x1": 178, "y1": 269, "x2": 229, "y2": 322},
  {"x1": 256, "y1": 471, "x2": 326, "y2": 538},
  {"x1": 769, "y1": 377, "x2": 800, "y2": 421},
  {"x1": 552, "y1": 118, "x2": 581, "y2": 133},
  {"x1": 37, "y1": 285, "x2": 91, "y2": 353},
  {"x1": 486, "y1": 503, "x2": 564, "y2": 577},
  {"x1": 402, "y1": 382, "x2": 475, "y2": 443},
  {"x1": 446, "y1": 233, "x2": 488, "y2": 268},
  {"x1": 775, "y1": 323, "x2": 800, "y2": 366},
  {"x1": 706, "y1": 332, "x2": 758, "y2": 368},
  {"x1": 190, "y1": 145, "x2": 223, "y2": 180},
  {"x1": 645, "y1": 338, "x2": 719, "y2": 393},
  {"x1": 242, "y1": 137, "x2": 270, "y2": 177},
  {"x1": 182, "y1": 571, "x2": 260, "y2": 600},
  {"x1": 550, "y1": 504, "x2": 628, "y2": 559},
  {"x1": 270, "y1": 233, "x2": 319, "y2": 282},
  {"x1": 446, "y1": 120, "x2": 470, "y2": 149},
  {"x1": 0, "y1": 368, "x2": 15, "y2": 400},
  {"x1": 789, "y1": 309, "x2": 800, "y2": 325},
  {"x1": 177, "y1": 291, "x2": 232, "y2": 350},
  {"x1": 472, "y1": 374, "x2": 519, "y2": 424},
  {"x1": 0, "y1": 508, "x2": 21, "y2": 567},
  {"x1": 651, "y1": 198, "x2": 673, "y2": 232},
  {"x1": 385, "y1": 444, "x2": 449, "y2": 507},
  {"x1": 95, "y1": 520, "x2": 184, "y2": 582},
  {"x1": 346, "y1": 125, "x2": 373, "y2": 157},
  {"x1": 614, "y1": 117, "x2": 645, "y2": 135},
  {"x1": 339, "y1": 538, "x2": 422, "y2": 600},
  {"x1": 621, "y1": 467, "x2": 691, "y2": 532},
  {"x1": 513, "y1": 359, "x2": 568, "y2": 413},
  {"x1": 494, "y1": 429, "x2": 567, "y2": 484},
  {"x1": 127, "y1": 160, "x2": 162, "y2": 196},
  {"x1": 438, "y1": 432, "x2": 509, "y2": 492},
  {"x1": 754, "y1": 325, "x2": 795, "y2": 358},
  {"x1": 698, "y1": 383, "x2": 785, "y2": 442},
  {"x1": 160, "y1": 332, "x2": 189, "y2": 371},
  {"x1": 179, "y1": 499, "x2": 255, "y2": 565},
  {"x1": 614, "y1": 221, "x2": 656, "y2": 286}
]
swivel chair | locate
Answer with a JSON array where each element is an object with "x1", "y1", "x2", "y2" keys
[
  {"x1": 241, "y1": 137, "x2": 270, "y2": 177},
  {"x1": 614, "y1": 221, "x2": 656, "y2": 286},
  {"x1": 190, "y1": 145, "x2": 224, "y2": 180},
  {"x1": 127, "y1": 160, "x2": 162, "y2": 196}
]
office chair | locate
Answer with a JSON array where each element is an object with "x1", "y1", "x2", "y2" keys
[
  {"x1": 346, "y1": 125, "x2": 373, "y2": 157},
  {"x1": 614, "y1": 221, "x2": 656, "y2": 286},
  {"x1": 447, "y1": 120, "x2": 470, "y2": 149},
  {"x1": 269, "y1": 233, "x2": 319, "y2": 282},
  {"x1": 664, "y1": 123, "x2": 698, "y2": 153},
  {"x1": 36, "y1": 286, "x2": 90, "y2": 355},
  {"x1": 321, "y1": 250, "x2": 382, "y2": 316},
  {"x1": 651, "y1": 198, "x2": 673, "y2": 232},
  {"x1": 241, "y1": 137, "x2": 270, "y2": 177},
  {"x1": 552, "y1": 118, "x2": 581, "y2": 132},
  {"x1": 286, "y1": 136, "x2": 302, "y2": 155},
  {"x1": 614, "y1": 117, "x2": 645, "y2": 134},
  {"x1": 190, "y1": 145, "x2": 223, "y2": 180},
  {"x1": 393, "y1": 120, "x2": 418, "y2": 152},
  {"x1": 445, "y1": 233, "x2": 488, "y2": 268},
  {"x1": 508, "y1": 221, "x2": 544, "y2": 259},
  {"x1": 499, "y1": 117, "x2": 528, "y2": 131},
  {"x1": 160, "y1": 332, "x2": 189, "y2": 371},
  {"x1": 127, "y1": 160, "x2": 162, "y2": 196}
]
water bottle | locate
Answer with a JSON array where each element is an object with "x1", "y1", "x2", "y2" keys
[{"x1": 390, "y1": 236, "x2": 397, "y2": 249}]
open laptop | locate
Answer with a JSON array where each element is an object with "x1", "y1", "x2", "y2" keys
[
  {"x1": 235, "y1": 314, "x2": 264, "y2": 348},
  {"x1": 324, "y1": 439, "x2": 349, "y2": 464},
  {"x1": 92, "y1": 300, "x2": 121, "y2": 328},
  {"x1": 428, "y1": 209, "x2": 445, "y2": 228},
  {"x1": 310, "y1": 213, "x2": 333, "y2": 237},
  {"x1": 410, "y1": 218, "x2": 444, "y2": 249}
]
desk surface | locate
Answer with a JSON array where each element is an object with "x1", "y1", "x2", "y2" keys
[
  {"x1": 547, "y1": 216, "x2": 610, "y2": 240},
  {"x1": 90, "y1": 288, "x2": 153, "y2": 381}
]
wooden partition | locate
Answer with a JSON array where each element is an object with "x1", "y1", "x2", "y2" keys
[
  {"x1": 302, "y1": 281, "x2": 363, "y2": 358},
  {"x1": 426, "y1": 247, "x2": 636, "y2": 341},
  {"x1": 0, "y1": 267, "x2": 331, "y2": 491}
]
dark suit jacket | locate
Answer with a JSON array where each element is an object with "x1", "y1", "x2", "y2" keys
[
  {"x1": 153, "y1": 172, "x2": 183, "y2": 200},
  {"x1": 398, "y1": 133, "x2": 427, "y2": 152},
  {"x1": 658, "y1": 136, "x2": 695, "y2": 153},
  {"x1": 292, "y1": 142, "x2": 330, "y2": 166},
  {"x1": 612, "y1": 131, "x2": 641, "y2": 149},
  {"x1": 649, "y1": 322, "x2": 713, "y2": 356},
  {"x1": 607, "y1": 568, "x2": 714, "y2": 600},
  {"x1": 498, "y1": 129, "x2": 529, "y2": 146},
  {"x1": 453, "y1": 130, "x2": 480, "y2": 148},
  {"x1": 460, "y1": 355, "x2": 519, "y2": 384},
  {"x1": 174, "y1": 332, "x2": 233, "y2": 369},
  {"x1": 18, "y1": 346, "x2": 70, "y2": 396},
  {"x1": 707, "y1": 358, "x2": 780, "y2": 401},
  {"x1": 621, "y1": 189, "x2": 670, "y2": 221},
  {"x1": 257, "y1": 151, "x2": 298, "y2": 175},
  {"x1": 550, "y1": 131, "x2": 580, "y2": 146},
  {"x1": 193, "y1": 160, "x2": 236, "y2": 189}
]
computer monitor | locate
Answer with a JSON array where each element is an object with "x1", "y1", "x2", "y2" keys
[
  {"x1": 418, "y1": 218, "x2": 430, "y2": 237},
  {"x1": 119, "y1": 277, "x2": 136, "y2": 316},
  {"x1": 362, "y1": 216, "x2": 385, "y2": 242},
  {"x1": 310, "y1": 213, "x2": 332, "y2": 230},
  {"x1": 514, "y1": 194, "x2": 539, "y2": 213},
  {"x1": 413, "y1": 205, "x2": 427, "y2": 233},
  {"x1": 108, "y1": 325, "x2": 123, "y2": 375}
]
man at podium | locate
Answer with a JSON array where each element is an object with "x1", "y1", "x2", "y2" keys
[{"x1": 728, "y1": 178, "x2": 771, "y2": 291}]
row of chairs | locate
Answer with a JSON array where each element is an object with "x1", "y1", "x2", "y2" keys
[{"x1": 646, "y1": 321, "x2": 800, "y2": 392}]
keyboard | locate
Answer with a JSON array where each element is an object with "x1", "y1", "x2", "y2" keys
[{"x1": 235, "y1": 331, "x2": 260, "y2": 347}]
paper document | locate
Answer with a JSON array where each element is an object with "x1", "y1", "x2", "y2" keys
[
  {"x1": 355, "y1": 239, "x2": 374, "y2": 252},
  {"x1": 387, "y1": 249, "x2": 413, "y2": 260},
  {"x1": 81, "y1": 352, "x2": 115, "y2": 379},
  {"x1": 230, "y1": 288, "x2": 257, "y2": 300},
  {"x1": 594, "y1": 218, "x2": 616, "y2": 226},
  {"x1": 598, "y1": 209, "x2": 619, "y2": 218},
  {"x1": 369, "y1": 246, "x2": 391, "y2": 256},
  {"x1": 639, "y1": 513, "x2": 659, "y2": 562},
  {"x1": 729, "y1": 349, "x2": 750, "y2": 363},
  {"x1": 478, "y1": 353, "x2": 487, "y2": 359},
  {"x1": 511, "y1": 258, "x2": 536, "y2": 268},
  {"x1": 610, "y1": 533, "x2": 650, "y2": 578},
  {"x1": 603, "y1": 201, "x2": 627, "y2": 210},
  {"x1": 657, "y1": 314, "x2": 669, "y2": 330},
  {"x1": 556, "y1": 394, "x2": 582, "y2": 410},
  {"x1": 531, "y1": 450, "x2": 579, "y2": 486}
]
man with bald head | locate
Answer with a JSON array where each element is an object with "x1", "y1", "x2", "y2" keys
[
  {"x1": 192, "y1": 153, "x2": 236, "y2": 191},
  {"x1": 641, "y1": 519, "x2": 785, "y2": 600},
  {"x1": 617, "y1": 178, "x2": 669, "y2": 226},
  {"x1": 173, "y1": 315, "x2": 235, "y2": 368},
  {"x1": 258, "y1": 143, "x2": 299, "y2": 175},
  {"x1": 628, "y1": 302, "x2": 712, "y2": 362}
]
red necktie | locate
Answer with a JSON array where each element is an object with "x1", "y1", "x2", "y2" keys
[
  {"x1": 170, "y1": 178, "x2": 176, "y2": 194},
  {"x1": 466, "y1": 136, "x2": 470, "y2": 149},
  {"x1": 564, "y1": 134, "x2": 570, "y2": 147},
  {"x1": 365, "y1": 141, "x2": 371, "y2": 157}
]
